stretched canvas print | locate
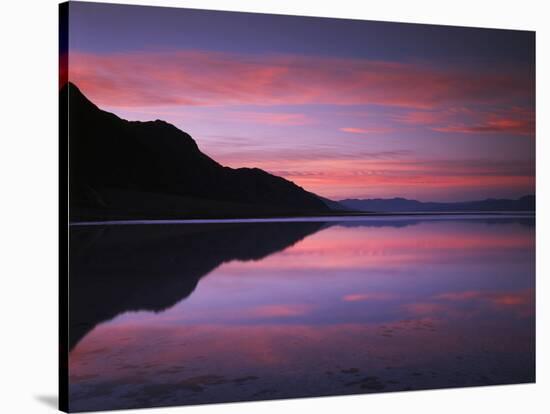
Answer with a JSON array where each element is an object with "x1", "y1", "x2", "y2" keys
[{"x1": 59, "y1": 1, "x2": 536, "y2": 412}]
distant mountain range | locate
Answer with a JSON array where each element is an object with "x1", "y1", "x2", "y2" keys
[
  {"x1": 64, "y1": 82, "x2": 330, "y2": 221},
  {"x1": 338, "y1": 195, "x2": 535, "y2": 213}
]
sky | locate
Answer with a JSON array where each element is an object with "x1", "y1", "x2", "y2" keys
[{"x1": 65, "y1": 1, "x2": 535, "y2": 202}]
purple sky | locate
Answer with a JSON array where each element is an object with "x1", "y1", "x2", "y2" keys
[{"x1": 66, "y1": 1, "x2": 535, "y2": 201}]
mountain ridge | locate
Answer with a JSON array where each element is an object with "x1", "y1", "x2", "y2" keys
[
  {"x1": 64, "y1": 82, "x2": 331, "y2": 220},
  {"x1": 339, "y1": 195, "x2": 535, "y2": 213}
]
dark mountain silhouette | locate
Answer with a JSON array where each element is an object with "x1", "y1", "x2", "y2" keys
[
  {"x1": 64, "y1": 82, "x2": 330, "y2": 221},
  {"x1": 69, "y1": 221, "x2": 326, "y2": 351},
  {"x1": 317, "y1": 196, "x2": 349, "y2": 211},
  {"x1": 339, "y1": 195, "x2": 535, "y2": 213}
]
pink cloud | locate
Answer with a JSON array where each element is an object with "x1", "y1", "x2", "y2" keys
[
  {"x1": 432, "y1": 115, "x2": 534, "y2": 136},
  {"x1": 261, "y1": 157, "x2": 534, "y2": 200},
  {"x1": 340, "y1": 127, "x2": 392, "y2": 134},
  {"x1": 398, "y1": 106, "x2": 534, "y2": 137},
  {"x1": 395, "y1": 110, "x2": 449, "y2": 125},
  {"x1": 229, "y1": 111, "x2": 312, "y2": 125},
  {"x1": 69, "y1": 50, "x2": 533, "y2": 110},
  {"x1": 342, "y1": 293, "x2": 395, "y2": 302}
]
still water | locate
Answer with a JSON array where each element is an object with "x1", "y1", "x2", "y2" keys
[{"x1": 68, "y1": 216, "x2": 535, "y2": 412}]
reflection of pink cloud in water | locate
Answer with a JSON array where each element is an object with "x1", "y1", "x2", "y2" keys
[
  {"x1": 404, "y1": 303, "x2": 447, "y2": 315},
  {"x1": 436, "y1": 291, "x2": 483, "y2": 301},
  {"x1": 236, "y1": 223, "x2": 534, "y2": 271},
  {"x1": 401, "y1": 289, "x2": 534, "y2": 322},
  {"x1": 296, "y1": 223, "x2": 531, "y2": 250},
  {"x1": 70, "y1": 308, "x2": 533, "y2": 386},
  {"x1": 247, "y1": 304, "x2": 312, "y2": 318},
  {"x1": 491, "y1": 290, "x2": 532, "y2": 307},
  {"x1": 434, "y1": 288, "x2": 534, "y2": 318},
  {"x1": 68, "y1": 221, "x2": 534, "y2": 410},
  {"x1": 71, "y1": 290, "x2": 534, "y2": 384}
]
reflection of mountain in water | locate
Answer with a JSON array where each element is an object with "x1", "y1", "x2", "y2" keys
[
  {"x1": 69, "y1": 216, "x2": 534, "y2": 351},
  {"x1": 69, "y1": 221, "x2": 325, "y2": 350},
  {"x1": 334, "y1": 216, "x2": 535, "y2": 229}
]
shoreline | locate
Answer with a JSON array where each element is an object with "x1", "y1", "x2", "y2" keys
[{"x1": 70, "y1": 211, "x2": 535, "y2": 227}]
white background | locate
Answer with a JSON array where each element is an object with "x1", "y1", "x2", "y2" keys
[{"x1": 0, "y1": 0, "x2": 547, "y2": 413}]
